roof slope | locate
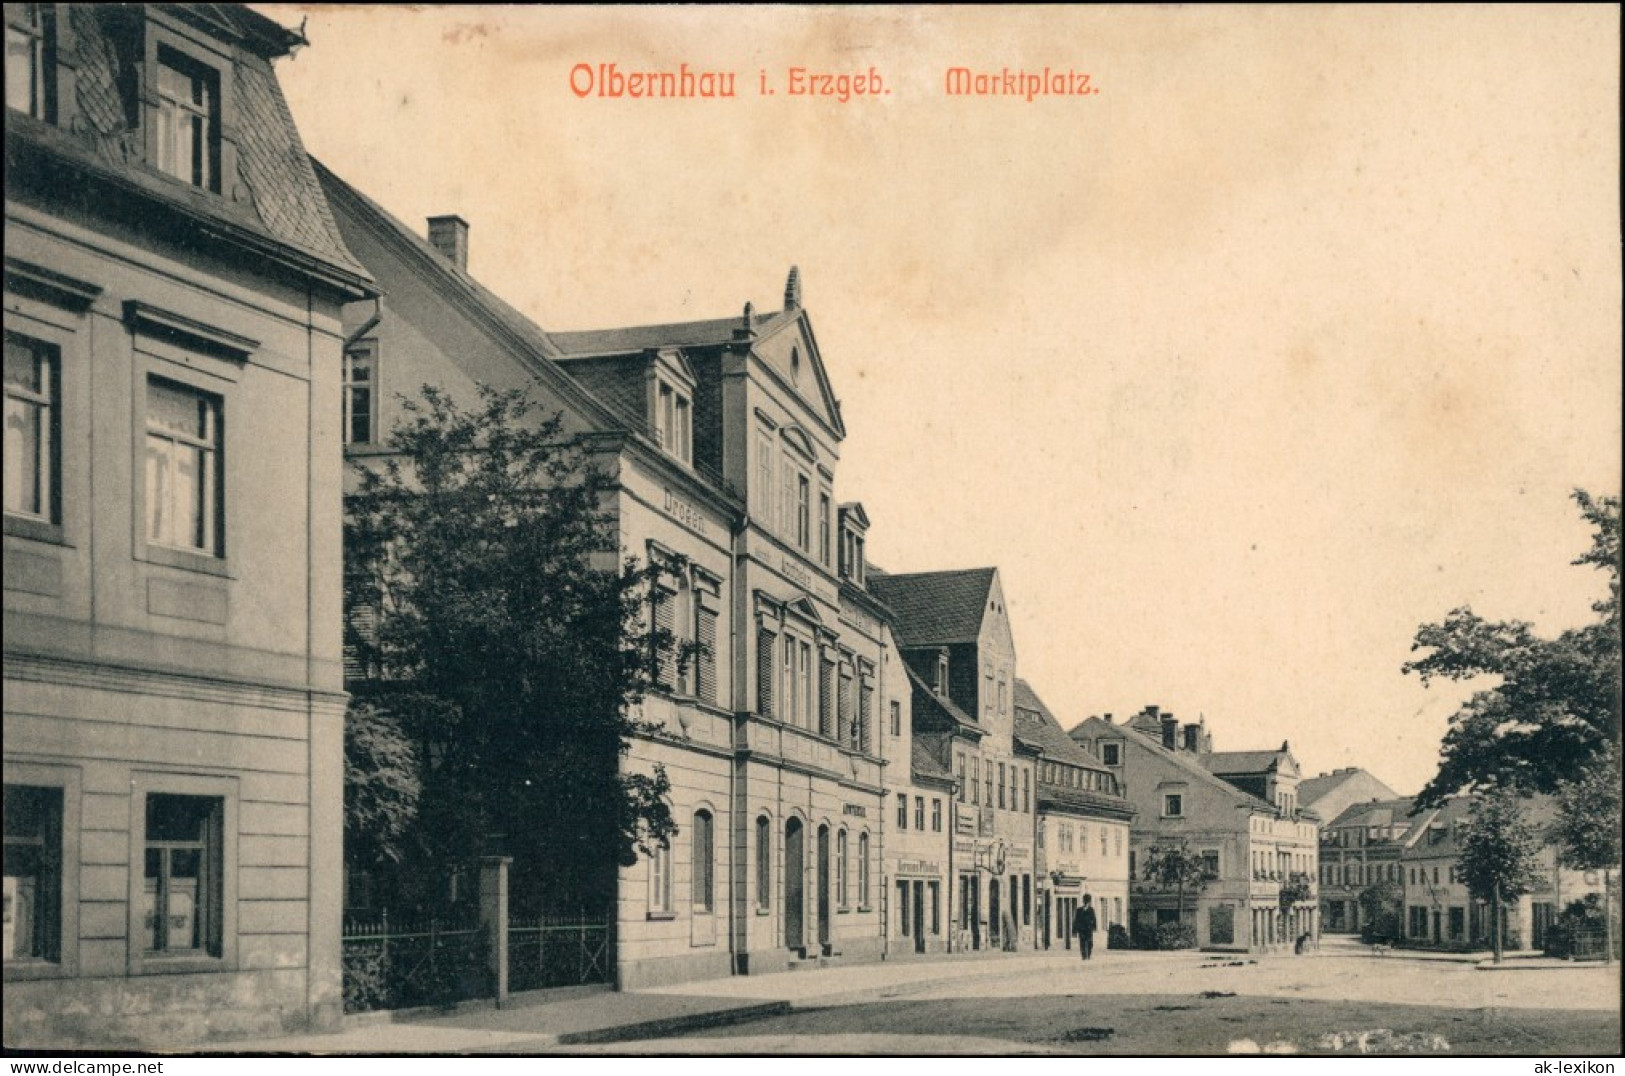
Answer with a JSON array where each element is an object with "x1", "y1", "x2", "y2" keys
[
  {"x1": 1326, "y1": 797, "x2": 1418, "y2": 832},
  {"x1": 551, "y1": 310, "x2": 796, "y2": 356},
  {"x1": 867, "y1": 568, "x2": 996, "y2": 646},
  {"x1": 1075, "y1": 717, "x2": 1283, "y2": 813},
  {"x1": 1200, "y1": 750, "x2": 1288, "y2": 775},
  {"x1": 911, "y1": 742, "x2": 954, "y2": 786},
  {"x1": 1013, "y1": 679, "x2": 1109, "y2": 772},
  {"x1": 904, "y1": 666, "x2": 982, "y2": 735},
  {"x1": 313, "y1": 158, "x2": 568, "y2": 366}
]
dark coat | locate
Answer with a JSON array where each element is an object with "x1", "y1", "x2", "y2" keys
[{"x1": 1073, "y1": 903, "x2": 1098, "y2": 935}]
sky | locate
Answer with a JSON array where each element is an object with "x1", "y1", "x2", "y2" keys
[{"x1": 256, "y1": 5, "x2": 1621, "y2": 797}]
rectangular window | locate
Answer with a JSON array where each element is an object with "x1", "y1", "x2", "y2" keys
[
  {"x1": 796, "y1": 474, "x2": 810, "y2": 551},
  {"x1": 145, "y1": 378, "x2": 221, "y2": 556},
  {"x1": 155, "y1": 48, "x2": 220, "y2": 191},
  {"x1": 896, "y1": 793, "x2": 907, "y2": 830},
  {"x1": 143, "y1": 794, "x2": 223, "y2": 956},
  {"x1": 650, "y1": 840, "x2": 672, "y2": 915},
  {"x1": 651, "y1": 583, "x2": 678, "y2": 690},
  {"x1": 838, "y1": 668, "x2": 853, "y2": 744},
  {"x1": 1022, "y1": 769, "x2": 1030, "y2": 813},
  {"x1": 1163, "y1": 794, "x2": 1183, "y2": 818},
  {"x1": 342, "y1": 341, "x2": 376, "y2": 446},
  {"x1": 956, "y1": 755, "x2": 966, "y2": 804},
  {"x1": 998, "y1": 763, "x2": 1006, "y2": 809},
  {"x1": 782, "y1": 635, "x2": 797, "y2": 726},
  {"x1": 889, "y1": 699, "x2": 901, "y2": 739},
  {"x1": 914, "y1": 796, "x2": 925, "y2": 831},
  {"x1": 4, "y1": 785, "x2": 62, "y2": 963},
  {"x1": 5, "y1": 3, "x2": 57, "y2": 121},
  {"x1": 755, "y1": 430, "x2": 775, "y2": 529},
  {"x1": 691, "y1": 812, "x2": 713, "y2": 913},
  {"x1": 969, "y1": 758, "x2": 980, "y2": 806},
  {"x1": 818, "y1": 493, "x2": 831, "y2": 566},
  {"x1": 1101, "y1": 827, "x2": 1110, "y2": 857},
  {"x1": 798, "y1": 640, "x2": 813, "y2": 729},
  {"x1": 4, "y1": 335, "x2": 57, "y2": 523},
  {"x1": 984, "y1": 763, "x2": 993, "y2": 807},
  {"x1": 674, "y1": 396, "x2": 690, "y2": 463},
  {"x1": 1201, "y1": 850, "x2": 1219, "y2": 876},
  {"x1": 1102, "y1": 743, "x2": 1120, "y2": 766},
  {"x1": 931, "y1": 799, "x2": 942, "y2": 833}
]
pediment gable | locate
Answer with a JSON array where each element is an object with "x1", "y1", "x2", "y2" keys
[{"x1": 755, "y1": 310, "x2": 846, "y2": 440}]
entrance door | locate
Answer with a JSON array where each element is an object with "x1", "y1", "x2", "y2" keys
[
  {"x1": 912, "y1": 881, "x2": 926, "y2": 953},
  {"x1": 784, "y1": 819, "x2": 804, "y2": 951},
  {"x1": 963, "y1": 874, "x2": 980, "y2": 951},
  {"x1": 816, "y1": 825, "x2": 831, "y2": 953},
  {"x1": 988, "y1": 878, "x2": 1001, "y2": 949}
]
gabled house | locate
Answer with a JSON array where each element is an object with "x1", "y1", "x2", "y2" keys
[
  {"x1": 316, "y1": 169, "x2": 894, "y2": 986},
  {"x1": 1318, "y1": 797, "x2": 1415, "y2": 935},
  {"x1": 1071, "y1": 708, "x2": 1320, "y2": 951},
  {"x1": 870, "y1": 567, "x2": 1038, "y2": 952},
  {"x1": 1398, "y1": 794, "x2": 1605, "y2": 953},
  {"x1": 1013, "y1": 680, "x2": 1133, "y2": 951},
  {"x1": 5, "y1": 3, "x2": 373, "y2": 1046},
  {"x1": 1299, "y1": 768, "x2": 1400, "y2": 829}
]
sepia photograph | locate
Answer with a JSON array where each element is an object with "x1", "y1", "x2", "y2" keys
[{"x1": 3, "y1": 2, "x2": 1620, "y2": 1061}]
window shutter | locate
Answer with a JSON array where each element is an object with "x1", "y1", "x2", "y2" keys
[
  {"x1": 858, "y1": 683, "x2": 873, "y2": 753},
  {"x1": 653, "y1": 587, "x2": 676, "y2": 687},
  {"x1": 819, "y1": 659, "x2": 834, "y2": 738},
  {"x1": 696, "y1": 606, "x2": 718, "y2": 703},
  {"x1": 205, "y1": 800, "x2": 225, "y2": 958},
  {"x1": 837, "y1": 670, "x2": 852, "y2": 745},
  {"x1": 756, "y1": 628, "x2": 775, "y2": 717}
]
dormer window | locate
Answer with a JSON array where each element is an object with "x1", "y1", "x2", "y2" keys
[
  {"x1": 935, "y1": 653, "x2": 948, "y2": 694},
  {"x1": 839, "y1": 528, "x2": 865, "y2": 584},
  {"x1": 154, "y1": 46, "x2": 221, "y2": 191},
  {"x1": 5, "y1": 3, "x2": 57, "y2": 121},
  {"x1": 654, "y1": 380, "x2": 691, "y2": 464}
]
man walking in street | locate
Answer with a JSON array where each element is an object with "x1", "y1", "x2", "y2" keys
[{"x1": 1072, "y1": 894, "x2": 1098, "y2": 960}]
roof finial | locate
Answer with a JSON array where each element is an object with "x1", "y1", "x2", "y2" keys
[
  {"x1": 784, "y1": 265, "x2": 802, "y2": 309},
  {"x1": 734, "y1": 301, "x2": 757, "y2": 341}
]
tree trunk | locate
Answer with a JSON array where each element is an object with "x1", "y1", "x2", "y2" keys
[
  {"x1": 1492, "y1": 887, "x2": 1504, "y2": 964},
  {"x1": 1606, "y1": 869, "x2": 1616, "y2": 967}
]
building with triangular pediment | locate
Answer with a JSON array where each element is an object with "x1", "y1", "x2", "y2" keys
[{"x1": 313, "y1": 172, "x2": 901, "y2": 987}]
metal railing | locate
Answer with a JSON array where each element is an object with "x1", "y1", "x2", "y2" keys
[{"x1": 507, "y1": 915, "x2": 613, "y2": 992}]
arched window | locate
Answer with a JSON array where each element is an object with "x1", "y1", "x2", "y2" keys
[
  {"x1": 837, "y1": 829, "x2": 849, "y2": 908},
  {"x1": 755, "y1": 815, "x2": 771, "y2": 912},
  {"x1": 692, "y1": 810, "x2": 714, "y2": 913},
  {"x1": 858, "y1": 832, "x2": 870, "y2": 907}
]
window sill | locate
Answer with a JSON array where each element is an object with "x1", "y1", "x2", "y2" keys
[
  {"x1": 4, "y1": 515, "x2": 66, "y2": 545},
  {"x1": 136, "y1": 953, "x2": 232, "y2": 976},
  {"x1": 646, "y1": 911, "x2": 677, "y2": 922},
  {"x1": 858, "y1": 906, "x2": 872, "y2": 914},
  {"x1": 140, "y1": 544, "x2": 232, "y2": 578},
  {"x1": 755, "y1": 907, "x2": 771, "y2": 917}
]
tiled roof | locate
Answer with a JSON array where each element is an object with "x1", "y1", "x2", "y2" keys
[
  {"x1": 911, "y1": 742, "x2": 954, "y2": 785},
  {"x1": 1075, "y1": 718, "x2": 1281, "y2": 813},
  {"x1": 39, "y1": 7, "x2": 369, "y2": 286},
  {"x1": 551, "y1": 310, "x2": 795, "y2": 356},
  {"x1": 1200, "y1": 750, "x2": 1287, "y2": 775},
  {"x1": 904, "y1": 666, "x2": 981, "y2": 734},
  {"x1": 1013, "y1": 679, "x2": 1107, "y2": 772},
  {"x1": 1327, "y1": 797, "x2": 1417, "y2": 831},
  {"x1": 867, "y1": 568, "x2": 995, "y2": 646}
]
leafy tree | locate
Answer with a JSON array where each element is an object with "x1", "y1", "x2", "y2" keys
[
  {"x1": 1141, "y1": 842, "x2": 1216, "y2": 925},
  {"x1": 345, "y1": 384, "x2": 679, "y2": 915},
  {"x1": 1456, "y1": 788, "x2": 1546, "y2": 963},
  {"x1": 1404, "y1": 490, "x2": 1620, "y2": 812},
  {"x1": 344, "y1": 701, "x2": 422, "y2": 871},
  {"x1": 1357, "y1": 880, "x2": 1403, "y2": 944}
]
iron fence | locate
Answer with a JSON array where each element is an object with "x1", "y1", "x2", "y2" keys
[
  {"x1": 507, "y1": 915, "x2": 613, "y2": 992},
  {"x1": 342, "y1": 911, "x2": 490, "y2": 1013}
]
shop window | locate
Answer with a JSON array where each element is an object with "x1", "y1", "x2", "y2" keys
[
  {"x1": 3, "y1": 785, "x2": 62, "y2": 963},
  {"x1": 143, "y1": 794, "x2": 223, "y2": 956}
]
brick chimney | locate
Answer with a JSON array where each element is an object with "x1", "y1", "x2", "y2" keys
[
  {"x1": 427, "y1": 215, "x2": 470, "y2": 271},
  {"x1": 1160, "y1": 712, "x2": 1178, "y2": 751}
]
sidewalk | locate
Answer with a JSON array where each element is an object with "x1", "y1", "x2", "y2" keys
[{"x1": 206, "y1": 946, "x2": 1158, "y2": 1054}]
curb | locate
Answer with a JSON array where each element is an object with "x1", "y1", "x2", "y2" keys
[{"x1": 550, "y1": 1000, "x2": 793, "y2": 1045}]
